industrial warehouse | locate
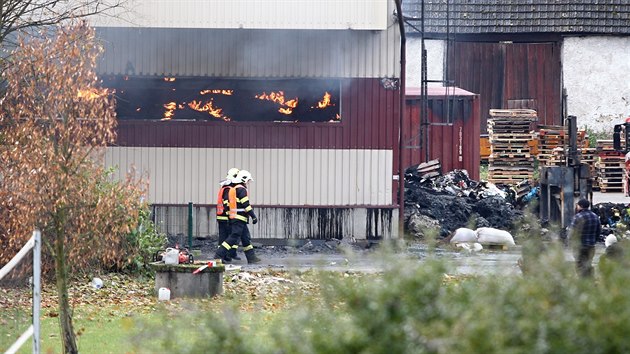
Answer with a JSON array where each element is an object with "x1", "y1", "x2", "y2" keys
[{"x1": 3, "y1": 1, "x2": 630, "y2": 353}]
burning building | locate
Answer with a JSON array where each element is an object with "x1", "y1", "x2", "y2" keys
[{"x1": 90, "y1": 0, "x2": 402, "y2": 241}]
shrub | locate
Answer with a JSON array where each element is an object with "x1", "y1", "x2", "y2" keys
[
  {"x1": 122, "y1": 206, "x2": 167, "y2": 274},
  {"x1": 132, "y1": 246, "x2": 630, "y2": 353}
]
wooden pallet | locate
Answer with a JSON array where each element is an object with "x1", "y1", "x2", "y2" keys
[
  {"x1": 490, "y1": 152, "x2": 532, "y2": 158},
  {"x1": 489, "y1": 109, "x2": 538, "y2": 118},
  {"x1": 600, "y1": 188, "x2": 624, "y2": 193}
]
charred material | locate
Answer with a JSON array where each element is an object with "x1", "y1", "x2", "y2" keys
[{"x1": 405, "y1": 167, "x2": 525, "y2": 238}]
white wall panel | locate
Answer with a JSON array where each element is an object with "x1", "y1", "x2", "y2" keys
[
  {"x1": 95, "y1": 24, "x2": 399, "y2": 79},
  {"x1": 88, "y1": 0, "x2": 388, "y2": 30},
  {"x1": 105, "y1": 147, "x2": 393, "y2": 206}
]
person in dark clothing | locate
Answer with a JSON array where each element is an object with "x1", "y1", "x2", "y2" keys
[
  {"x1": 216, "y1": 168, "x2": 240, "y2": 261},
  {"x1": 569, "y1": 198, "x2": 601, "y2": 278},
  {"x1": 214, "y1": 170, "x2": 261, "y2": 264}
]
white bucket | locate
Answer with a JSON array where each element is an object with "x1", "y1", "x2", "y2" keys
[
  {"x1": 158, "y1": 287, "x2": 171, "y2": 301},
  {"x1": 163, "y1": 248, "x2": 179, "y2": 265}
]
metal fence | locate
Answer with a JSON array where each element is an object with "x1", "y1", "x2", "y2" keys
[{"x1": 1, "y1": 230, "x2": 41, "y2": 354}]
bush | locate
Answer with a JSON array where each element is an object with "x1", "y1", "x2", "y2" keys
[
  {"x1": 122, "y1": 206, "x2": 167, "y2": 274},
  {"x1": 132, "y1": 246, "x2": 630, "y2": 353}
]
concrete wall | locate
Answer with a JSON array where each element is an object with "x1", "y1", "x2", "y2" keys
[
  {"x1": 406, "y1": 39, "x2": 445, "y2": 88},
  {"x1": 562, "y1": 36, "x2": 630, "y2": 133},
  {"x1": 154, "y1": 206, "x2": 399, "y2": 241}
]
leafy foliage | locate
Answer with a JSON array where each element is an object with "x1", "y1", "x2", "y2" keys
[
  {"x1": 0, "y1": 22, "x2": 146, "y2": 353},
  {"x1": 0, "y1": 22, "x2": 146, "y2": 273},
  {"x1": 583, "y1": 126, "x2": 612, "y2": 148},
  {"x1": 130, "y1": 245, "x2": 630, "y2": 354},
  {"x1": 123, "y1": 206, "x2": 167, "y2": 274}
]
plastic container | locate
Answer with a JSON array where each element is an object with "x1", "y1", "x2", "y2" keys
[
  {"x1": 163, "y1": 248, "x2": 179, "y2": 265},
  {"x1": 91, "y1": 277, "x2": 103, "y2": 289},
  {"x1": 158, "y1": 287, "x2": 171, "y2": 301}
]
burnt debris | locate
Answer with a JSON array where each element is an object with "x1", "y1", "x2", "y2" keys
[{"x1": 405, "y1": 163, "x2": 528, "y2": 238}]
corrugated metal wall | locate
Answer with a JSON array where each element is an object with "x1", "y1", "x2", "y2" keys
[
  {"x1": 105, "y1": 147, "x2": 393, "y2": 206},
  {"x1": 403, "y1": 88, "x2": 481, "y2": 180},
  {"x1": 110, "y1": 78, "x2": 401, "y2": 206},
  {"x1": 116, "y1": 78, "x2": 397, "y2": 150},
  {"x1": 447, "y1": 41, "x2": 562, "y2": 132},
  {"x1": 95, "y1": 27, "x2": 400, "y2": 78},
  {"x1": 88, "y1": 0, "x2": 388, "y2": 30},
  {"x1": 154, "y1": 205, "x2": 397, "y2": 240}
]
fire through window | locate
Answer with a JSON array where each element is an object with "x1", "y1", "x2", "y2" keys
[{"x1": 101, "y1": 76, "x2": 341, "y2": 123}]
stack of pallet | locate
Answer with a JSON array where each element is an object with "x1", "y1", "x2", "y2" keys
[
  {"x1": 595, "y1": 140, "x2": 625, "y2": 192},
  {"x1": 537, "y1": 125, "x2": 567, "y2": 165},
  {"x1": 487, "y1": 109, "x2": 537, "y2": 185},
  {"x1": 536, "y1": 126, "x2": 591, "y2": 163},
  {"x1": 581, "y1": 147, "x2": 598, "y2": 187}
]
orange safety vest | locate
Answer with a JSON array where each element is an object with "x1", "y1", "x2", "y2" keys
[
  {"x1": 216, "y1": 185, "x2": 230, "y2": 216},
  {"x1": 228, "y1": 185, "x2": 247, "y2": 221}
]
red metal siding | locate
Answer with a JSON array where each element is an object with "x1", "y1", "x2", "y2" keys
[
  {"x1": 447, "y1": 41, "x2": 562, "y2": 132},
  {"x1": 114, "y1": 77, "x2": 402, "y2": 205},
  {"x1": 115, "y1": 78, "x2": 399, "y2": 150},
  {"x1": 403, "y1": 89, "x2": 480, "y2": 180}
]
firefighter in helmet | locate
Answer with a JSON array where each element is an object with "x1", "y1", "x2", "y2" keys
[
  {"x1": 215, "y1": 168, "x2": 240, "y2": 261},
  {"x1": 214, "y1": 170, "x2": 261, "y2": 264}
]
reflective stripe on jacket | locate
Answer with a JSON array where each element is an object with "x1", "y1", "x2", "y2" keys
[{"x1": 228, "y1": 184, "x2": 252, "y2": 222}]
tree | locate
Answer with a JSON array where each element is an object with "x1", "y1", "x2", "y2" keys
[
  {"x1": 0, "y1": 0, "x2": 122, "y2": 47},
  {"x1": 0, "y1": 23, "x2": 145, "y2": 353}
]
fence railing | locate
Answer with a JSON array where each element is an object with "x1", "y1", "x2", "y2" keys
[{"x1": 1, "y1": 230, "x2": 41, "y2": 354}]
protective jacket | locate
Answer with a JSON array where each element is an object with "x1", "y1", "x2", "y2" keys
[
  {"x1": 228, "y1": 184, "x2": 256, "y2": 223},
  {"x1": 216, "y1": 185, "x2": 232, "y2": 222}
]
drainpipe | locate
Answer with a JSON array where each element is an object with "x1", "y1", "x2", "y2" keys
[
  {"x1": 394, "y1": 0, "x2": 406, "y2": 238},
  {"x1": 188, "y1": 202, "x2": 193, "y2": 249}
]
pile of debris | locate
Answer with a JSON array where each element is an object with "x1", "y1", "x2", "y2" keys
[
  {"x1": 405, "y1": 161, "x2": 530, "y2": 238},
  {"x1": 593, "y1": 202, "x2": 630, "y2": 242}
]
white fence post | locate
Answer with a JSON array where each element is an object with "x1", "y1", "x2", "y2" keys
[
  {"x1": 32, "y1": 230, "x2": 41, "y2": 354},
  {"x1": 1, "y1": 230, "x2": 41, "y2": 354}
]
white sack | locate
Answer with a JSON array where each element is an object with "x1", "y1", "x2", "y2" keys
[
  {"x1": 450, "y1": 228, "x2": 478, "y2": 243},
  {"x1": 475, "y1": 227, "x2": 515, "y2": 246}
]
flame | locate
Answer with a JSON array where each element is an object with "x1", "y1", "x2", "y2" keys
[
  {"x1": 77, "y1": 88, "x2": 108, "y2": 100},
  {"x1": 162, "y1": 101, "x2": 176, "y2": 121},
  {"x1": 188, "y1": 99, "x2": 230, "y2": 121},
  {"x1": 279, "y1": 107, "x2": 293, "y2": 114},
  {"x1": 255, "y1": 91, "x2": 299, "y2": 115},
  {"x1": 164, "y1": 77, "x2": 176, "y2": 82},
  {"x1": 313, "y1": 92, "x2": 334, "y2": 109},
  {"x1": 286, "y1": 99, "x2": 298, "y2": 108},
  {"x1": 200, "y1": 89, "x2": 233, "y2": 95}
]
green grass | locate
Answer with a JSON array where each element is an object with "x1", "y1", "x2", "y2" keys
[
  {"x1": 6, "y1": 241, "x2": 630, "y2": 353},
  {"x1": 1, "y1": 306, "x2": 159, "y2": 353}
]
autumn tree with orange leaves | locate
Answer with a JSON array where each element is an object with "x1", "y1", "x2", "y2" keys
[{"x1": 0, "y1": 23, "x2": 145, "y2": 353}]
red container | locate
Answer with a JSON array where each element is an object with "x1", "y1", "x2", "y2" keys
[{"x1": 403, "y1": 87, "x2": 481, "y2": 180}]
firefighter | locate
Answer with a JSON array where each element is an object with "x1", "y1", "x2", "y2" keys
[
  {"x1": 216, "y1": 168, "x2": 240, "y2": 261},
  {"x1": 214, "y1": 170, "x2": 261, "y2": 264}
]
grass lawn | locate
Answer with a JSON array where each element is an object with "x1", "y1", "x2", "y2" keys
[
  {"x1": 1, "y1": 270, "x2": 324, "y2": 353},
  {"x1": 2, "y1": 309, "x2": 153, "y2": 354}
]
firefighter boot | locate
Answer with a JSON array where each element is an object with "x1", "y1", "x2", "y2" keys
[
  {"x1": 229, "y1": 245, "x2": 242, "y2": 261},
  {"x1": 244, "y1": 248, "x2": 261, "y2": 264},
  {"x1": 213, "y1": 243, "x2": 232, "y2": 264}
]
